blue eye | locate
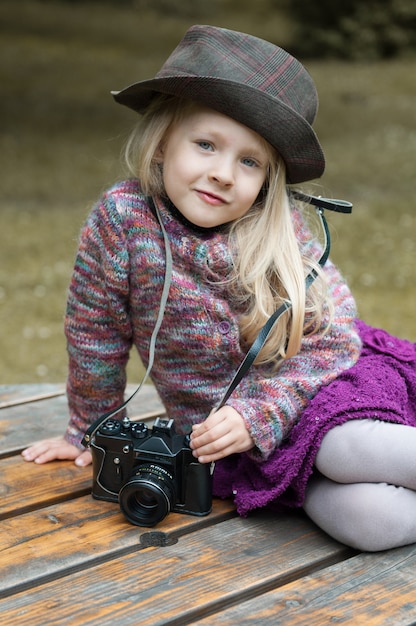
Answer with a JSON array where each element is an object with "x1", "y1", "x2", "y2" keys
[
  {"x1": 242, "y1": 157, "x2": 257, "y2": 167},
  {"x1": 198, "y1": 141, "x2": 213, "y2": 151}
]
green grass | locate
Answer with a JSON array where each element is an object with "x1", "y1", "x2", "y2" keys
[{"x1": 1, "y1": 0, "x2": 415, "y2": 384}]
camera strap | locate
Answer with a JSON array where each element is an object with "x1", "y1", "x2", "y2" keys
[{"x1": 82, "y1": 192, "x2": 352, "y2": 447}]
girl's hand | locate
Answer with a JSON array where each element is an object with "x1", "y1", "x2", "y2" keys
[
  {"x1": 189, "y1": 406, "x2": 254, "y2": 463},
  {"x1": 21, "y1": 436, "x2": 92, "y2": 467}
]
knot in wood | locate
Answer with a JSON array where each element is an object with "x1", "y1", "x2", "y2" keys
[{"x1": 139, "y1": 531, "x2": 177, "y2": 547}]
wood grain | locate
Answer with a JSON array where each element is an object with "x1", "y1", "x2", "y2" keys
[
  {"x1": 0, "y1": 510, "x2": 348, "y2": 625},
  {"x1": 196, "y1": 543, "x2": 416, "y2": 625},
  {"x1": 1, "y1": 495, "x2": 236, "y2": 598}
]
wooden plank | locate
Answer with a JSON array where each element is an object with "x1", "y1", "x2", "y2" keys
[
  {"x1": 0, "y1": 384, "x2": 65, "y2": 408},
  {"x1": 0, "y1": 511, "x2": 350, "y2": 625},
  {"x1": 0, "y1": 394, "x2": 74, "y2": 457},
  {"x1": 195, "y1": 543, "x2": 416, "y2": 625},
  {"x1": 0, "y1": 457, "x2": 92, "y2": 519},
  {"x1": 0, "y1": 495, "x2": 236, "y2": 598},
  {"x1": 0, "y1": 384, "x2": 165, "y2": 457}
]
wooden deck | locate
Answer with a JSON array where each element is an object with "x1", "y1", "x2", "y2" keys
[{"x1": 1, "y1": 384, "x2": 416, "y2": 625}]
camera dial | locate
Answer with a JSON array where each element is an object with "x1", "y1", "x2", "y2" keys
[
  {"x1": 100, "y1": 419, "x2": 121, "y2": 435},
  {"x1": 131, "y1": 422, "x2": 148, "y2": 438}
]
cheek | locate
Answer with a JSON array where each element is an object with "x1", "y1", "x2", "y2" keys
[
  {"x1": 162, "y1": 146, "x2": 189, "y2": 183},
  {"x1": 162, "y1": 159, "x2": 192, "y2": 206}
]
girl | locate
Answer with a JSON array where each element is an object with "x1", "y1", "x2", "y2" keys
[{"x1": 23, "y1": 25, "x2": 416, "y2": 552}]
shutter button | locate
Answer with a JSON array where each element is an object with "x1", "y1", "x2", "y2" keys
[{"x1": 218, "y1": 321, "x2": 231, "y2": 334}]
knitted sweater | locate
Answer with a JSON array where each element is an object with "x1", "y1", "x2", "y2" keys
[{"x1": 64, "y1": 179, "x2": 361, "y2": 459}]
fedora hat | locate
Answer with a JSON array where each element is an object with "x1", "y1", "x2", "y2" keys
[{"x1": 112, "y1": 25, "x2": 325, "y2": 183}]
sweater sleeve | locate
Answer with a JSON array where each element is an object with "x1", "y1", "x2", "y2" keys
[
  {"x1": 226, "y1": 212, "x2": 361, "y2": 461},
  {"x1": 64, "y1": 192, "x2": 133, "y2": 448}
]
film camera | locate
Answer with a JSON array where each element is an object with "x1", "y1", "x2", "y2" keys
[{"x1": 89, "y1": 416, "x2": 212, "y2": 527}]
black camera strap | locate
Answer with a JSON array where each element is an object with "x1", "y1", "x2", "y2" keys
[{"x1": 82, "y1": 192, "x2": 352, "y2": 447}]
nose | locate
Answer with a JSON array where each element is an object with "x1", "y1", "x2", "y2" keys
[{"x1": 208, "y1": 156, "x2": 234, "y2": 187}]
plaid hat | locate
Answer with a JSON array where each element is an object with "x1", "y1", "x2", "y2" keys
[{"x1": 112, "y1": 25, "x2": 325, "y2": 183}]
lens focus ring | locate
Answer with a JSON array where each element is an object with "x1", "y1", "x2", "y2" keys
[{"x1": 118, "y1": 464, "x2": 176, "y2": 527}]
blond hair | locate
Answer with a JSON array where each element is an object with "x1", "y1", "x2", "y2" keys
[{"x1": 123, "y1": 95, "x2": 332, "y2": 368}]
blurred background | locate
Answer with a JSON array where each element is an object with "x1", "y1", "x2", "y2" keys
[{"x1": 1, "y1": 0, "x2": 415, "y2": 384}]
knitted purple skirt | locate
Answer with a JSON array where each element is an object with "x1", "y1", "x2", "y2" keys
[{"x1": 213, "y1": 320, "x2": 416, "y2": 515}]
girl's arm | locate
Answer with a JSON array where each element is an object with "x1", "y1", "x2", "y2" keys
[
  {"x1": 63, "y1": 193, "x2": 134, "y2": 449},
  {"x1": 225, "y1": 255, "x2": 361, "y2": 461}
]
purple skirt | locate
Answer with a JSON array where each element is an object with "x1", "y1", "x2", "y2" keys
[{"x1": 213, "y1": 320, "x2": 416, "y2": 515}]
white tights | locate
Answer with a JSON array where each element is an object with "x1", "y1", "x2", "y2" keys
[{"x1": 303, "y1": 419, "x2": 416, "y2": 551}]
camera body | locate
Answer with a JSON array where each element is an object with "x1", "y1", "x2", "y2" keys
[{"x1": 90, "y1": 416, "x2": 212, "y2": 527}]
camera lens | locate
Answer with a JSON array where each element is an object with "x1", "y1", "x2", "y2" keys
[{"x1": 119, "y1": 464, "x2": 176, "y2": 526}]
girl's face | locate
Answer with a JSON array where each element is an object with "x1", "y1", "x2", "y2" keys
[{"x1": 160, "y1": 106, "x2": 271, "y2": 228}]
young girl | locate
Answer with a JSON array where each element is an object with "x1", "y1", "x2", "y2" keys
[{"x1": 23, "y1": 25, "x2": 416, "y2": 552}]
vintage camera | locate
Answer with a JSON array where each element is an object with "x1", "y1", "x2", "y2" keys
[{"x1": 89, "y1": 416, "x2": 212, "y2": 527}]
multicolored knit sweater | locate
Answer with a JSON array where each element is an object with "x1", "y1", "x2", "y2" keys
[{"x1": 64, "y1": 179, "x2": 361, "y2": 459}]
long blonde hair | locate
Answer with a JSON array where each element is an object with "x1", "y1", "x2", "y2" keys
[{"x1": 123, "y1": 95, "x2": 332, "y2": 368}]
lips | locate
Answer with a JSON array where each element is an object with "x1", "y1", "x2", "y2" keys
[{"x1": 195, "y1": 189, "x2": 227, "y2": 205}]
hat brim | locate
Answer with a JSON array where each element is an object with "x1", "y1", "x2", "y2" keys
[{"x1": 112, "y1": 76, "x2": 325, "y2": 184}]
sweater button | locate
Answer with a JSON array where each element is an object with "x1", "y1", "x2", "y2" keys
[{"x1": 217, "y1": 321, "x2": 231, "y2": 334}]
